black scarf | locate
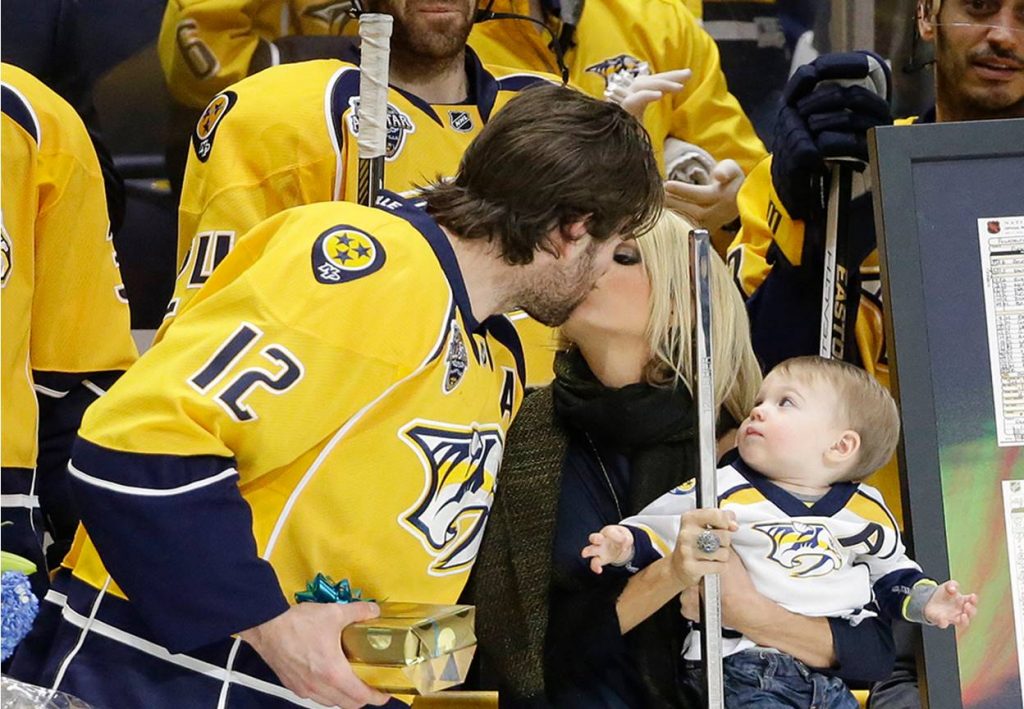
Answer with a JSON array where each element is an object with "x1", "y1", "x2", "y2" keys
[{"x1": 551, "y1": 348, "x2": 698, "y2": 513}]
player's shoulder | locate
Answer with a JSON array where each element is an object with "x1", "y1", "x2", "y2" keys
[
  {"x1": 217, "y1": 58, "x2": 352, "y2": 110},
  {"x1": 484, "y1": 63, "x2": 560, "y2": 92},
  {"x1": 1, "y1": 63, "x2": 91, "y2": 156},
  {"x1": 844, "y1": 482, "x2": 899, "y2": 530}
]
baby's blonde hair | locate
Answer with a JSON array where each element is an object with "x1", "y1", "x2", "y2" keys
[{"x1": 773, "y1": 356, "x2": 900, "y2": 482}]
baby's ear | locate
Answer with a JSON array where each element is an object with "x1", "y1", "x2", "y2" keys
[{"x1": 830, "y1": 430, "x2": 861, "y2": 462}]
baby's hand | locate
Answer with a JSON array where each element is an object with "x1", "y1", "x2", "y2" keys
[
  {"x1": 924, "y1": 580, "x2": 978, "y2": 630},
  {"x1": 581, "y1": 525, "x2": 635, "y2": 574}
]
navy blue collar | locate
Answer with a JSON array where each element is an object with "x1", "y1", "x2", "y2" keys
[
  {"x1": 373, "y1": 190, "x2": 481, "y2": 332},
  {"x1": 338, "y1": 45, "x2": 499, "y2": 126},
  {"x1": 731, "y1": 455, "x2": 859, "y2": 518}
]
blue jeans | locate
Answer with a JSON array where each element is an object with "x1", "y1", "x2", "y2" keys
[{"x1": 723, "y1": 649, "x2": 860, "y2": 709}]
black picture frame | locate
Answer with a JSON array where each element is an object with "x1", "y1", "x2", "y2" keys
[{"x1": 870, "y1": 117, "x2": 1024, "y2": 709}]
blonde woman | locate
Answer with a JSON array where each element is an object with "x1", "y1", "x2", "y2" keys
[{"x1": 468, "y1": 210, "x2": 896, "y2": 707}]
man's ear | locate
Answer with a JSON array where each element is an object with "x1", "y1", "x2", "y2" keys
[
  {"x1": 828, "y1": 430, "x2": 861, "y2": 464},
  {"x1": 560, "y1": 216, "x2": 591, "y2": 242},
  {"x1": 547, "y1": 217, "x2": 592, "y2": 259},
  {"x1": 918, "y1": 0, "x2": 937, "y2": 42}
]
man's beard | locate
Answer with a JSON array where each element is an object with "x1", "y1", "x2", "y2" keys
[
  {"x1": 517, "y1": 243, "x2": 600, "y2": 327},
  {"x1": 381, "y1": 1, "x2": 475, "y2": 63}
]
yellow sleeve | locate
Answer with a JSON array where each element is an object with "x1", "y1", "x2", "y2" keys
[
  {"x1": 727, "y1": 155, "x2": 808, "y2": 296},
  {"x1": 158, "y1": 0, "x2": 286, "y2": 108},
  {"x1": 665, "y1": 1, "x2": 766, "y2": 176},
  {"x1": 86, "y1": 204, "x2": 446, "y2": 475}
]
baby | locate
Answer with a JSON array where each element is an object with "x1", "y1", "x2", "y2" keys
[{"x1": 583, "y1": 356, "x2": 977, "y2": 707}]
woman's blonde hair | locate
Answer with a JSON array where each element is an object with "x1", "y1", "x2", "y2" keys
[{"x1": 638, "y1": 210, "x2": 762, "y2": 423}]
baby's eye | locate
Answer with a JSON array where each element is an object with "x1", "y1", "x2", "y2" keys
[{"x1": 779, "y1": 396, "x2": 794, "y2": 407}]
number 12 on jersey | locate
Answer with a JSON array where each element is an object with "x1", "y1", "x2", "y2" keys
[{"x1": 190, "y1": 323, "x2": 304, "y2": 422}]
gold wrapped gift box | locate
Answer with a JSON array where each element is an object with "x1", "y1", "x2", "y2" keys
[{"x1": 342, "y1": 603, "x2": 477, "y2": 695}]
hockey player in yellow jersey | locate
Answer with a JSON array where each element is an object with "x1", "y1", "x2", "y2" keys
[
  {"x1": 162, "y1": 0, "x2": 557, "y2": 335},
  {"x1": 9, "y1": 83, "x2": 664, "y2": 709},
  {"x1": 0, "y1": 64, "x2": 137, "y2": 594}
]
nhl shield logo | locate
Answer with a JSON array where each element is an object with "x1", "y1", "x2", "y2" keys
[
  {"x1": 311, "y1": 224, "x2": 386, "y2": 284},
  {"x1": 443, "y1": 321, "x2": 469, "y2": 393},
  {"x1": 584, "y1": 54, "x2": 650, "y2": 88},
  {"x1": 400, "y1": 421, "x2": 504, "y2": 575},
  {"x1": 192, "y1": 91, "x2": 237, "y2": 162},
  {"x1": 346, "y1": 97, "x2": 416, "y2": 161},
  {"x1": 447, "y1": 110, "x2": 474, "y2": 133},
  {"x1": 754, "y1": 521, "x2": 844, "y2": 578}
]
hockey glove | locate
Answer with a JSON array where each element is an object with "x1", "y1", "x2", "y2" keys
[{"x1": 771, "y1": 51, "x2": 893, "y2": 221}]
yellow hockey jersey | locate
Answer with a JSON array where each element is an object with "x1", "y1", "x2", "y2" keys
[
  {"x1": 164, "y1": 50, "x2": 553, "y2": 335},
  {"x1": 1, "y1": 64, "x2": 137, "y2": 474},
  {"x1": 724, "y1": 116, "x2": 925, "y2": 526},
  {"x1": 65, "y1": 195, "x2": 525, "y2": 658},
  {"x1": 159, "y1": 0, "x2": 358, "y2": 108},
  {"x1": 469, "y1": 0, "x2": 765, "y2": 177}
]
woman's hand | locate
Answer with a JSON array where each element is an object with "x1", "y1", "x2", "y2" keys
[
  {"x1": 679, "y1": 549, "x2": 752, "y2": 623},
  {"x1": 670, "y1": 508, "x2": 737, "y2": 589}
]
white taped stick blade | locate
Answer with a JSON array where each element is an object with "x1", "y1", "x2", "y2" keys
[{"x1": 357, "y1": 13, "x2": 393, "y2": 160}]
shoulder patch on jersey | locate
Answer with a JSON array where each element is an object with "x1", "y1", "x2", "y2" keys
[
  {"x1": 671, "y1": 479, "x2": 697, "y2": 495},
  {"x1": 753, "y1": 521, "x2": 844, "y2": 578},
  {"x1": 443, "y1": 321, "x2": 469, "y2": 393},
  {"x1": 192, "y1": 91, "x2": 237, "y2": 162},
  {"x1": 311, "y1": 224, "x2": 386, "y2": 284},
  {"x1": 447, "y1": 110, "x2": 474, "y2": 133},
  {"x1": 345, "y1": 96, "x2": 416, "y2": 161},
  {"x1": 1, "y1": 224, "x2": 11, "y2": 288},
  {"x1": 584, "y1": 54, "x2": 649, "y2": 88}
]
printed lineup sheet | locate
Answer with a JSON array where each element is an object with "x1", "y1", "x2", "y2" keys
[
  {"x1": 1003, "y1": 480, "x2": 1024, "y2": 701},
  {"x1": 978, "y1": 216, "x2": 1024, "y2": 447}
]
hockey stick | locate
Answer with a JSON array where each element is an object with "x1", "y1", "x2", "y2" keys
[
  {"x1": 819, "y1": 54, "x2": 890, "y2": 360},
  {"x1": 356, "y1": 13, "x2": 393, "y2": 207},
  {"x1": 690, "y1": 227, "x2": 725, "y2": 709}
]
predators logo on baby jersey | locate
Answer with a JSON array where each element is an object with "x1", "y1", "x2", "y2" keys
[
  {"x1": 346, "y1": 96, "x2": 415, "y2": 161},
  {"x1": 192, "y1": 91, "x2": 237, "y2": 162},
  {"x1": 754, "y1": 521, "x2": 844, "y2": 578},
  {"x1": 311, "y1": 224, "x2": 385, "y2": 283},
  {"x1": 584, "y1": 53, "x2": 649, "y2": 88},
  {"x1": 399, "y1": 420, "x2": 504, "y2": 576}
]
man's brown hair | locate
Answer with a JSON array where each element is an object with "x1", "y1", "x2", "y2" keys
[
  {"x1": 422, "y1": 83, "x2": 663, "y2": 265},
  {"x1": 775, "y1": 356, "x2": 901, "y2": 482}
]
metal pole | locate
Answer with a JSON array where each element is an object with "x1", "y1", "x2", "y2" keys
[{"x1": 690, "y1": 228, "x2": 724, "y2": 709}]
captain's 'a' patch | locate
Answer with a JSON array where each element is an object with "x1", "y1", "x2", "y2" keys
[
  {"x1": 443, "y1": 321, "x2": 469, "y2": 393},
  {"x1": 192, "y1": 91, "x2": 237, "y2": 162},
  {"x1": 311, "y1": 224, "x2": 386, "y2": 284}
]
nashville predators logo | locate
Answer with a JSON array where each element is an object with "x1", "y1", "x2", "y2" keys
[
  {"x1": 346, "y1": 97, "x2": 416, "y2": 161},
  {"x1": 400, "y1": 421, "x2": 504, "y2": 576},
  {"x1": 311, "y1": 224, "x2": 386, "y2": 284},
  {"x1": 584, "y1": 53, "x2": 649, "y2": 88},
  {"x1": 754, "y1": 521, "x2": 844, "y2": 578},
  {"x1": 303, "y1": 1, "x2": 353, "y2": 32},
  {"x1": 1, "y1": 225, "x2": 11, "y2": 288},
  {"x1": 443, "y1": 321, "x2": 469, "y2": 394},
  {"x1": 192, "y1": 91, "x2": 237, "y2": 162}
]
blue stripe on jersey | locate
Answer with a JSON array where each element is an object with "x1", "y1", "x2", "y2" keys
[
  {"x1": 377, "y1": 190, "x2": 482, "y2": 333},
  {"x1": 732, "y1": 456, "x2": 859, "y2": 517},
  {"x1": 68, "y1": 438, "x2": 289, "y2": 652},
  {"x1": 481, "y1": 315, "x2": 526, "y2": 386},
  {"x1": 1, "y1": 83, "x2": 39, "y2": 144},
  {"x1": 624, "y1": 524, "x2": 662, "y2": 568},
  {"x1": 328, "y1": 65, "x2": 360, "y2": 160},
  {"x1": 496, "y1": 73, "x2": 555, "y2": 95}
]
